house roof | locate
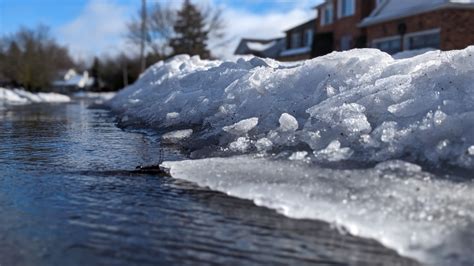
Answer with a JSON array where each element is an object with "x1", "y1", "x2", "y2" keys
[
  {"x1": 283, "y1": 18, "x2": 317, "y2": 32},
  {"x1": 246, "y1": 41, "x2": 277, "y2": 52},
  {"x1": 360, "y1": 0, "x2": 474, "y2": 27},
  {"x1": 313, "y1": 0, "x2": 329, "y2": 9},
  {"x1": 234, "y1": 38, "x2": 285, "y2": 58}
]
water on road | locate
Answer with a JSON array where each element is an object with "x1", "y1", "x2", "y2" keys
[{"x1": 0, "y1": 101, "x2": 419, "y2": 265}]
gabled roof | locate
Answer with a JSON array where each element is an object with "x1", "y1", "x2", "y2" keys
[
  {"x1": 283, "y1": 18, "x2": 317, "y2": 32},
  {"x1": 313, "y1": 0, "x2": 330, "y2": 9},
  {"x1": 234, "y1": 38, "x2": 285, "y2": 58},
  {"x1": 360, "y1": 0, "x2": 474, "y2": 27}
]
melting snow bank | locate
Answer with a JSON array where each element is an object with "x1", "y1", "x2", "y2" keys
[
  {"x1": 163, "y1": 156, "x2": 474, "y2": 265},
  {"x1": 108, "y1": 47, "x2": 474, "y2": 170},
  {"x1": 108, "y1": 48, "x2": 474, "y2": 264},
  {"x1": 0, "y1": 88, "x2": 70, "y2": 106}
]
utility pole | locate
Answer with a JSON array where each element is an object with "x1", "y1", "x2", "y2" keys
[
  {"x1": 120, "y1": 53, "x2": 129, "y2": 87},
  {"x1": 140, "y1": 0, "x2": 147, "y2": 73}
]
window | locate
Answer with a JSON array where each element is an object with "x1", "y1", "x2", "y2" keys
[
  {"x1": 405, "y1": 30, "x2": 440, "y2": 50},
  {"x1": 339, "y1": 0, "x2": 355, "y2": 18},
  {"x1": 340, "y1": 35, "x2": 353, "y2": 50},
  {"x1": 321, "y1": 2, "x2": 334, "y2": 25},
  {"x1": 376, "y1": 0, "x2": 385, "y2": 7},
  {"x1": 303, "y1": 29, "x2": 314, "y2": 47},
  {"x1": 291, "y1": 32, "x2": 302, "y2": 48},
  {"x1": 373, "y1": 37, "x2": 402, "y2": 54}
]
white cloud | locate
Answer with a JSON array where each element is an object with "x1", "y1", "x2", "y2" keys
[
  {"x1": 56, "y1": 0, "x2": 321, "y2": 61},
  {"x1": 210, "y1": 4, "x2": 317, "y2": 58},
  {"x1": 57, "y1": 0, "x2": 135, "y2": 62}
]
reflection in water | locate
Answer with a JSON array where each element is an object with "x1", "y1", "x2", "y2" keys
[{"x1": 0, "y1": 101, "x2": 419, "y2": 265}]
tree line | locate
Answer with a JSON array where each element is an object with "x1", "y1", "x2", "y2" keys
[
  {"x1": 0, "y1": 0, "x2": 225, "y2": 91},
  {"x1": 0, "y1": 25, "x2": 74, "y2": 91}
]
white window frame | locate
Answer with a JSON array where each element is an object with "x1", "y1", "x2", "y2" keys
[
  {"x1": 320, "y1": 1, "x2": 334, "y2": 26},
  {"x1": 372, "y1": 35, "x2": 402, "y2": 53},
  {"x1": 372, "y1": 35, "x2": 401, "y2": 47},
  {"x1": 338, "y1": 0, "x2": 355, "y2": 18},
  {"x1": 403, "y1": 28, "x2": 441, "y2": 50},
  {"x1": 340, "y1": 35, "x2": 353, "y2": 51},
  {"x1": 291, "y1": 32, "x2": 302, "y2": 48},
  {"x1": 304, "y1": 29, "x2": 314, "y2": 47}
]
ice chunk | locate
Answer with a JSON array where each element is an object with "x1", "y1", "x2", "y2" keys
[
  {"x1": 314, "y1": 140, "x2": 353, "y2": 162},
  {"x1": 163, "y1": 156, "x2": 474, "y2": 266},
  {"x1": 468, "y1": 146, "x2": 474, "y2": 156},
  {"x1": 166, "y1": 112, "x2": 180, "y2": 120},
  {"x1": 162, "y1": 129, "x2": 193, "y2": 143},
  {"x1": 278, "y1": 113, "x2": 298, "y2": 132},
  {"x1": 228, "y1": 137, "x2": 251, "y2": 152},
  {"x1": 223, "y1": 117, "x2": 258, "y2": 136},
  {"x1": 255, "y1": 138, "x2": 273, "y2": 152},
  {"x1": 289, "y1": 151, "x2": 308, "y2": 161},
  {"x1": 375, "y1": 160, "x2": 422, "y2": 173}
]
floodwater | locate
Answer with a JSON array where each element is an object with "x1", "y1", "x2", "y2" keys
[{"x1": 0, "y1": 100, "x2": 420, "y2": 266}]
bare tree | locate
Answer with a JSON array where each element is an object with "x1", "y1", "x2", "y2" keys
[
  {"x1": 0, "y1": 25, "x2": 74, "y2": 91},
  {"x1": 139, "y1": 0, "x2": 147, "y2": 73},
  {"x1": 147, "y1": 3, "x2": 175, "y2": 56},
  {"x1": 126, "y1": 0, "x2": 226, "y2": 61},
  {"x1": 127, "y1": 0, "x2": 149, "y2": 73},
  {"x1": 201, "y1": 3, "x2": 225, "y2": 43}
]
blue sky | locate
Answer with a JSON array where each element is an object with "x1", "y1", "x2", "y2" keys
[{"x1": 0, "y1": 0, "x2": 320, "y2": 61}]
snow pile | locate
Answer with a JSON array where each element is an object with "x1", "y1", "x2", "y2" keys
[
  {"x1": 108, "y1": 48, "x2": 474, "y2": 264},
  {"x1": 108, "y1": 47, "x2": 474, "y2": 169},
  {"x1": 0, "y1": 88, "x2": 71, "y2": 106},
  {"x1": 163, "y1": 156, "x2": 474, "y2": 265},
  {"x1": 391, "y1": 48, "x2": 435, "y2": 59},
  {"x1": 0, "y1": 88, "x2": 29, "y2": 104}
]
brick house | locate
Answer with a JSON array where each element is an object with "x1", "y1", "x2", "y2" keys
[
  {"x1": 278, "y1": 19, "x2": 316, "y2": 61},
  {"x1": 313, "y1": 0, "x2": 377, "y2": 56},
  {"x1": 359, "y1": 0, "x2": 474, "y2": 54}
]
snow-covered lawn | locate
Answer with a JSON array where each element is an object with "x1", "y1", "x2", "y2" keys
[
  {"x1": 107, "y1": 47, "x2": 474, "y2": 265},
  {"x1": 0, "y1": 88, "x2": 71, "y2": 107}
]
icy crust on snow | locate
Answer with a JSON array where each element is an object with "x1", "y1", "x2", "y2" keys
[
  {"x1": 163, "y1": 156, "x2": 474, "y2": 265},
  {"x1": 108, "y1": 48, "x2": 474, "y2": 169},
  {"x1": 0, "y1": 88, "x2": 71, "y2": 106}
]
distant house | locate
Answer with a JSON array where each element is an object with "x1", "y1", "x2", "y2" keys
[
  {"x1": 234, "y1": 38, "x2": 285, "y2": 59},
  {"x1": 235, "y1": 0, "x2": 474, "y2": 61},
  {"x1": 314, "y1": 0, "x2": 377, "y2": 56},
  {"x1": 52, "y1": 69, "x2": 94, "y2": 93},
  {"x1": 278, "y1": 19, "x2": 317, "y2": 61},
  {"x1": 360, "y1": 0, "x2": 474, "y2": 54}
]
